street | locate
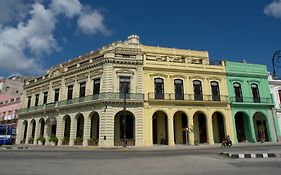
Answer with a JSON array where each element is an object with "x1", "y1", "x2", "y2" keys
[{"x1": 0, "y1": 144, "x2": 281, "y2": 175}]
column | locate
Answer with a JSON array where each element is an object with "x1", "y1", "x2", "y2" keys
[
  {"x1": 16, "y1": 120, "x2": 23, "y2": 144},
  {"x1": 249, "y1": 116, "x2": 256, "y2": 143},
  {"x1": 206, "y1": 116, "x2": 214, "y2": 144},
  {"x1": 56, "y1": 115, "x2": 63, "y2": 146},
  {"x1": 188, "y1": 116, "x2": 194, "y2": 145},
  {"x1": 43, "y1": 123, "x2": 50, "y2": 145},
  {"x1": 83, "y1": 113, "x2": 90, "y2": 146},
  {"x1": 25, "y1": 120, "x2": 31, "y2": 144},
  {"x1": 34, "y1": 119, "x2": 40, "y2": 145},
  {"x1": 168, "y1": 115, "x2": 175, "y2": 146},
  {"x1": 69, "y1": 114, "x2": 76, "y2": 146}
]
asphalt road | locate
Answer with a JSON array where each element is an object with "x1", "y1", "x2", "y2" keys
[{"x1": 0, "y1": 144, "x2": 281, "y2": 175}]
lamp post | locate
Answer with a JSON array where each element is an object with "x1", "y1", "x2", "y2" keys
[
  {"x1": 123, "y1": 85, "x2": 129, "y2": 148},
  {"x1": 272, "y1": 50, "x2": 281, "y2": 80}
]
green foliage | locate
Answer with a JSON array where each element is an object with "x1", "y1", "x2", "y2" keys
[
  {"x1": 36, "y1": 136, "x2": 46, "y2": 145},
  {"x1": 49, "y1": 134, "x2": 58, "y2": 144}
]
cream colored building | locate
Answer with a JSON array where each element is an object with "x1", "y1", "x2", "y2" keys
[
  {"x1": 16, "y1": 35, "x2": 234, "y2": 147},
  {"x1": 142, "y1": 46, "x2": 234, "y2": 146}
]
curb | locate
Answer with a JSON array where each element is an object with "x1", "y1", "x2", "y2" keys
[
  {"x1": 0, "y1": 146, "x2": 29, "y2": 150},
  {"x1": 219, "y1": 152, "x2": 281, "y2": 159}
]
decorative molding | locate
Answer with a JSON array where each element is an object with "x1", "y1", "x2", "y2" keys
[
  {"x1": 149, "y1": 73, "x2": 168, "y2": 78},
  {"x1": 116, "y1": 68, "x2": 135, "y2": 75},
  {"x1": 188, "y1": 75, "x2": 205, "y2": 80},
  {"x1": 169, "y1": 75, "x2": 187, "y2": 79}
]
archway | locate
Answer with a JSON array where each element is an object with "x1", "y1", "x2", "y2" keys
[
  {"x1": 38, "y1": 118, "x2": 45, "y2": 137},
  {"x1": 46, "y1": 117, "x2": 57, "y2": 138},
  {"x1": 22, "y1": 120, "x2": 28, "y2": 143},
  {"x1": 235, "y1": 112, "x2": 251, "y2": 142},
  {"x1": 212, "y1": 112, "x2": 225, "y2": 143},
  {"x1": 152, "y1": 111, "x2": 168, "y2": 145},
  {"x1": 89, "y1": 112, "x2": 99, "y2": 146},
  {"x1": 193, "y1": 112, "x2": 207, "y2": 144},
  {"x1": 30, "y1": 119, "x2": 36, "y2": 144},
  {"x1": 63, "y1": 115, "x2": 71, "y2": 145},
  {"x1": 253, "y1": 112, "x2": 269, "y2": 142},
  {"x1": 114, "y1": 110, "x2": 135, "y2": 146},
  {"x1": 173, "y1": 111, "x2": 188, "y2": 144},
  {"x1": 75, "y1": 114, "x2": 84, "y2": 145}
]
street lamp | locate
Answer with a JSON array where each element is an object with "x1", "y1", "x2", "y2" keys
[
  {"x1": 123, "y1": 85, "x2": 129, "y2": 148},
  {"x1": 272, "y1": 50, "x2": 281, "y2": 80}
]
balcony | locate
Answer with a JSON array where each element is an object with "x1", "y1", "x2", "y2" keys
[
  {"x1": 229, "y1": 97, "x2": 272, "y2": 104},
  {"x1": 17, "y1": 92, "x2": 143, "y2": 115},
  {"x1": 147, "y1": 93, "x2": 228, "y2": 103}
]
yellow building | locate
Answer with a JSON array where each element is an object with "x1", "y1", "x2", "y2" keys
[
  {"x1": 16, "y1": 35, "x2": 234, "y2": 147},
  {"x1": 142, "y1": 45, "x2": 234, "y2": 146}
]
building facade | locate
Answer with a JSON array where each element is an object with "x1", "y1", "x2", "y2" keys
[
  {"x1": 0, "y1": 76, "x2": 27, "y2": 126},
  {"x1": 16, "y1": 35, "x2": 278, "y2": 147},
  {"x1": 17, "y1": 35, "x2": 144, "y2": 147},
  {"x1": 268, "y1": 74, "x2": 281, "y2": 141},
  {"x1": 142, "y1": 46, "x2": 233, "y2": 146},
  {"x1": 225, "y1": 61, "x2": 277, "y2": 143}
]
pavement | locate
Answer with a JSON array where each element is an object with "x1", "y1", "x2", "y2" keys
[{"x1": 1, "y1": 142, "x2": 281, "y2": 159}]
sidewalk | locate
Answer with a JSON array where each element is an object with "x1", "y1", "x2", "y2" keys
[{"x1": 1, "y1": 141, "x2": 281, "y2": 152}]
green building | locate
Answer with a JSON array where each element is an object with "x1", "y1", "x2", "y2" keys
[{"x1": 225, "y1": 61, "x2": 277, "y2": 143}]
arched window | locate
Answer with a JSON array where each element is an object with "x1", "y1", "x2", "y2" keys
[
  {"x1": 251, "y1": 83, "x2": 260, "y2": 103},
  {"x1": 233, "y1": 82, "x2": 243, "y2": 102},
  {"x1": 174, "y1": 79, "x2": 184, "y2": 100},
  {"x1": 193, "y1": 80, "x2": 203, "y2": 101},
  {"x1": 211, "y1": 81, "x2": 220, "y2": 101},
  {"x1": 154, "y1": 78, "x2": 164, "y2": 99}
]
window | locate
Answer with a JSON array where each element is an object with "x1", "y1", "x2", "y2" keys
[
  {"x1": 27, "y1": 96, "x2": 31, "y2": 108},
  {"x1": 233, "y1": 82, "x2": 243, "y2": 102},
  {"x1": 43, "y1": 92, "x2": 48, "y2": 104},
  {"x1": 67, "y1": 85, "x2": 73, "y2": 100},
  {"x1": 193, "y1": 80, "x2": 203, "y2": 101},
  {"x1": 35, "y1": 94, "x2": 39, "y2": 106},
  {"x1": 211, "y1": 81, "x2": 220, "y2": 101},
  {"x1": 251, "y1": 83, "x2": 260, "y2": 103},
  {"x1": 93, "y1": 78, "x2": 100, "y2": 95},
  {"x1": 54, "y1": 89, "x2": 60, "y2": 102},
  {"x1": 120, "y1": 76, "x2": 130, "y2": 98},
  {"x1": 174, "y1": 79, "x2": 184, "y2": 100},
  {"x1": 154, "y1": 78, "x2": 164, "y2": 99},
  {"x1": 79, "y1": 82, "x2": 86, "y2": 97}
]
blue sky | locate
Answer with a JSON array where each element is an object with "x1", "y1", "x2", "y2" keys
[{"x1": 0, "y1": 0, "x2": 281, "y2": 77}]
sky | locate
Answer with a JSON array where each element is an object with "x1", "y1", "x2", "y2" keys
[{"x1": 0, "y1": 0, "x2": 281, "y2": 78}]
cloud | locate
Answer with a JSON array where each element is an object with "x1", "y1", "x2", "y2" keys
[
  {"x1": 78, "y1": 10, "x2": 110, "y2": 35},
  {"x1": 50, "y1": 0, "x2": 82, "y2": 18},
  {"x1": 0, "y1": 0, "x2": 33, "y2": 24},
  {"x1": 0, "y1": 0, "x2": 109, "y2": 75},
  {"x1": 264, "y1": 0, "x2": 281, "y2": 18}
]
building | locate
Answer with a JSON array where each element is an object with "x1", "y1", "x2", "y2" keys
[
  {"x1": 142, "y1": 45, "x2": 233, "y2": 146},
  {"x1": 16, "y1": 35, "x2": 277, "y2": 147},
  {"x1": 268, "y1": 74, "x2": 281, "y2": 141},
  {"x1": 0, "y1": 75, "x2": 27, "y2": 126},
  {"x1": 16, "y1": 35, "x2": 144, "y2": 146},
  {"x1": 225, "y1": 61, "x2": 277, "y2": 143}
]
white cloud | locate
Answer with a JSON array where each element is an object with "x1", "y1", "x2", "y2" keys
[
  {"x1": 50, "y1": 0, "x2": 82, "y2": 18},
  {"x1": 0, "y1": 0, "x2": 109, "y2": 75},
  {"x1": 78, "y1": 10, "x2": 110, "y2": 35},
  {"x1": 264, "y1": 0, "x2": 281, "y2": 18},
  {"x1": 0, "y1": 0, "x2": 33, "y2": 24}
]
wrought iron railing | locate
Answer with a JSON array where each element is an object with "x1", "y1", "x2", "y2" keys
[
  {"x1": 147, "y1": 93, "x2": 228, "y2": 102},
  {"x1": 229, "y1": 97, "x2": 271, "y2": 104},
  {"x1": 17, "y1": 92, "x2": 143, "y2": 114}
]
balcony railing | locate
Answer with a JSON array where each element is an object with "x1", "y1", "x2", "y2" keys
[
  {"x1": 229, "y1": 97, "x2": 271, "y2": 104},
  {"x1": 17, "y1": 92, "x2": 143, "y2": 114},
  {"x1": 147, "y1": 93, "x2": 228, "y2": 102}
]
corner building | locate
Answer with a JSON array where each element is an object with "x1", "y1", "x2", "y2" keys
[
  {"x1": 16, "y1": 35, "x2": 234, "y2": 147},
  {"x1": 17, "y1": 35, "x2": 144, "y2": 147}
]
